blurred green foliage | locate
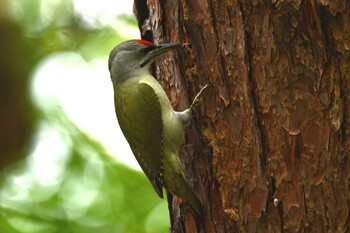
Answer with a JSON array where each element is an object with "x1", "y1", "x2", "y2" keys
[
  {"x1": 0, "y1": 0, "x2": 169, "y2": 232},
  {"x1": 0, "y1": 112, "x2": 169, "y2": 233}
]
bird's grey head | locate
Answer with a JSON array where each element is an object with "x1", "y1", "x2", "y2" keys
[{"x1": 108, "y1": 39, "x2": 180, "y2": 83}]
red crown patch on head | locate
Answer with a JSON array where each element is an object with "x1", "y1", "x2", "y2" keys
[{"x1": 136, "y1": 39, "x2": 153, "y2": 46}]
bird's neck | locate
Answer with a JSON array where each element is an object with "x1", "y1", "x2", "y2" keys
[{"x1": 112, "y1": 66, "x2": 151, "y2": 85}]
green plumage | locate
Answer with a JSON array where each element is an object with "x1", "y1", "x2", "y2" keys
[
  {"x1": 109, "y1": 40, "x2": 208, "y2": 232},
  {"x1": 114, "y1": 77, "x2": 164, "y2": 197}
]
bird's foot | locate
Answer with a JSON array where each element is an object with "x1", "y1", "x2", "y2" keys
[{"x1": 190, "y1": 83, "x2": 211, "y2": 110}]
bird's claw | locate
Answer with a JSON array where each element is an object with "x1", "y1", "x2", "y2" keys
[{"x1": 190, "y1": 83, "x2": 211, "y2": 110}]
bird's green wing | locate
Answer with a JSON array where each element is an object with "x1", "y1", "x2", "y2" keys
[{"x1": 114, "y1": 81, "x2": 163, "y2": 198}]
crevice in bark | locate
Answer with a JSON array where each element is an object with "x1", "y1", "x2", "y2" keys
[
  {"x1": 277, "y1": 198, "x2": 285, "y2": 233},
  {"x1": 135, "y1": 0, "x2": 153, "y2": 43},
  {"x1": 207, "y1": 0, "x2": 230, "y2": 85},
  {"x1": 317, "y1": 5, "x2": 346, "y2": 143},
  {"x1": 317, "y1": 3, "x2": 332, "y2": 57},
  {"x1": 321, "y1": 181, "x2": 330, "y2": 231},
  {"x1": 346, "y1": 195, "x2": 350, "y2": 233},
  {"x1": 180, "y1": 210, "x2": 186, "y2": 233},
  {"x1": 239, "y1": 2, "x2": 269, "y2": 171},
  {"x1": 302, "y1": 184, "x2": 310, "y2": 232},
  {"x1": 143, "y1": 30, "x2": 154, "y2": 42},
  {"x1": 176, "y1": 1, "x2": 190, "y2": 96},
  {"x1": 206, "y1": 1, "x2": 218, "y2": 50},
  {"x1": 336, "y1": 61, "x2": 346, "y2": 143},
  {"x1": 267, "y1": 176, "x2": 277, "y2": 212},
  {"x1": 208, "y1": 1, "x2": 231, "y2": 96},
  {"x1": 159, "y1": 0, "x2": 167, "y2": 40},
  {"x1": 133, "y1": 0, "x2": 149, "y2": 31},
  {"x1": 207, "y1": 180, "x2": 219, "y2": 233}
]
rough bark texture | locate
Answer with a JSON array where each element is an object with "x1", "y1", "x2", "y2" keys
[{"x1": 134, "y1": 1, "x2": 350, "y2": 232}]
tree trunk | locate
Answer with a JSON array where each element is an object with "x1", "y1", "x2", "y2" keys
[{"x1": 133, "y1": 1, "x2": 350, "y2": 232}]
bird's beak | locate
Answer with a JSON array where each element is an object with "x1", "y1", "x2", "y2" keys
[
  {"x1": 140, "y1": 43, "x2": 181, "y2": 67},
  {"x1": 155, "y1": 43, "x2": 181, "y2": 54}
]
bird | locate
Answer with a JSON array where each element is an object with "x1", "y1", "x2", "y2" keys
[{"x1": 108, "y1": 39, "x2": 208, "y2": 232}]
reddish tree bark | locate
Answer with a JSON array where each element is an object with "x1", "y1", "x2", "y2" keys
[{"x1": 134, "y1": 1, "x2": 350, "y2": 232}]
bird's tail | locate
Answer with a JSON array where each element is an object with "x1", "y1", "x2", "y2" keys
[
  {"x1": 185, "y1": 187, "x2": 206, "y2": 233},
  {"x1": 163, "y1": 153, "x2": 206, "y2": 232}
]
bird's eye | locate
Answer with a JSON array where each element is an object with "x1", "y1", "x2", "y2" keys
[{"x1": 140, "y1": 46, "x2": 156, "y2": 54}]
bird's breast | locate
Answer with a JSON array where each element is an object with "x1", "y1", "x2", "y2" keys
[{"x1": 161, "y1": 108, "x2": 184, "y2": 152}]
